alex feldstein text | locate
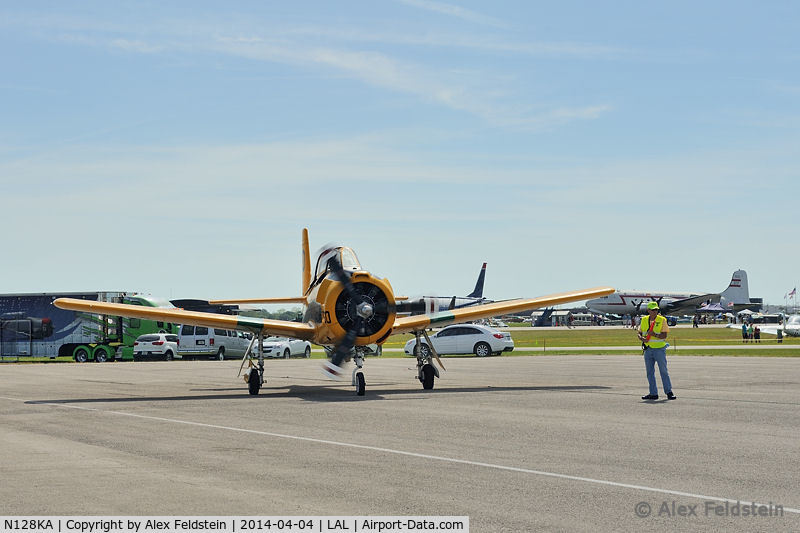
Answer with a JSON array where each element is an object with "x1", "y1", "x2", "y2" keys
[{"x1": 1, "y1": 517, "x2": 469, "y2": 533}]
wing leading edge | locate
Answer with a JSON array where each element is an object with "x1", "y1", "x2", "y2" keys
[
  {"x1": 52, "y1": 298, "x2": 316, "y2": 340},
  {"x1": 390, "y1": 286, "x2": 615, "y2": 335}
]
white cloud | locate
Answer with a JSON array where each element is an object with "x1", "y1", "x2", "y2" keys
[{"x1": 395, "y1": 0, "x2": 508, "y2": 28}]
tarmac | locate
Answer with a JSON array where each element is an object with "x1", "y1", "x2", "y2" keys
[{"x1": 1, "y1": 355, "x2": 799, "y2": 532}]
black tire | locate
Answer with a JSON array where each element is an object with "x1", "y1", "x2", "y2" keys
[
  {"x1": 94, "y1": 348, "x2": 108, "y2": 363},
  {"x1": 416, "y1": 343, "x2": 431, "y2": 358},
  {"x1": 164, "y1": 351, "x2": 174, "y2": 361},
  {"x1": 284, "y1": 348, "x2": 290, "y2": 359},
  {"x1": 74, "y1": 347, "x2": 89, "y2": 363},
  {"x1": 474, "y1": 342, "x2": 491, "y2": 357},
  {"x1": 304, "y1": 346, "x2": 311, "y2": 358},
  {"x1": 355, "y1": 372, "x2": 366, "y2": 396},
  {"x1": 217, "y1": 348, "x2": 225, "y2": 361},
  {"x1": 248, "y1": 369, "x2": 261, "y2": 395},
  {"x1": 421, "y1": 364, "x2": 435, "y2": 390}
]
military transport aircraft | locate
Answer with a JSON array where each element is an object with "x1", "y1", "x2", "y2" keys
[{"x1": 54, "y1": 229, "x2": 614, "y2": 396}]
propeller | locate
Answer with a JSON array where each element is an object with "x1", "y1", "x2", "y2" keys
[{"x1": 321, "y1": 253, "x2": 390, "y2": 380}]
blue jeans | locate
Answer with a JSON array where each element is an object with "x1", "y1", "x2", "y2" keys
[{"x1": 644, "y1": 346, "x2": 672, "y2": 396}]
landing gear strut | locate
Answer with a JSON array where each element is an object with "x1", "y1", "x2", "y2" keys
[
  {"x1": 414, "y1": 330, "x2": 442, "y2": 390},
  {"x1": 352, "y1": 348, "x2": 366, "y2": 396},
  {"x1": 241, "y1": 333, "x2": 265, "y2": 395}
]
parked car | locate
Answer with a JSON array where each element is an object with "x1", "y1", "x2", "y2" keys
[
  {"x1": 404, "y1": 323, "x2": 514, "y2": 357},
  {"x1": 133, "y1": 333, "x2": 179, "y2": 361},
  {"x1": 260, "y1": 337, "x2": 312, "y2": 358},
  {"x1": 178, "y1": 325, "x2": 252, "y2": 360}
]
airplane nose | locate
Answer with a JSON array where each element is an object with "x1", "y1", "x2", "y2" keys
[{"x1": 357, "y1": 302, "x2": 374, "y2": 319}]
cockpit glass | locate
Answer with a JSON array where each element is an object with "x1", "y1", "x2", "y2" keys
[
  {"x1": 313, "y1": 247, "x2": 362, "y2": 282},
  {"x1": 340, "y1": 248, "x2": 361, "y2": 270}
]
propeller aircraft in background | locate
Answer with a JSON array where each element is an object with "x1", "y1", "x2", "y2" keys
[
  {"x1": 399, "y1": 262, "x2": 491, "y2": 314},
  {"x1": 55, "y1": 229, "x2": 614, "y2": 396}
]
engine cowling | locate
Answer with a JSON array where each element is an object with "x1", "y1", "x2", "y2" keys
[{"x1": 316, "y1": 272, "x2": 396, "y2": 345}]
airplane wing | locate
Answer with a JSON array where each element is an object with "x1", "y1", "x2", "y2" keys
[
  {"x1": 208, "y1": 297, "x2": 307, "y2": 304},
  {"x1": 52, "y1": 298, "x2": 316, "y2": 340},
  {"x1": 662, "y1": 293, "x2": 717, "y2": 314},
  {"x1": 390, "y1": 286, "x2": 615, "y2": 335}
]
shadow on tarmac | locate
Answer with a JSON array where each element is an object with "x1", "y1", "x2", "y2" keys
[{"x1": 26, "y1": 384, "x2": 611, "y2": 405}]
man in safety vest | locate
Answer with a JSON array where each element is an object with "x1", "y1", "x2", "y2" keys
[{"x1": 637, "y1": 301, "x2": 676, "y2": 400}]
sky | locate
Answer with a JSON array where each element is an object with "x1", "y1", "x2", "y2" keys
[{"x1": 1, "y1": 1, "x2": 799, "y2": 307}]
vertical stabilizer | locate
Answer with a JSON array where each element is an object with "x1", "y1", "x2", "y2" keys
[
  {"x1": 719, "y1": 269, "x2": 749, "y2": 307},
  {"x1": 301, "y1": 228, "x2": 311, "y2": 295},
  {"x1": 467, "y1": 263, "x2": 487, "y2": 298}
]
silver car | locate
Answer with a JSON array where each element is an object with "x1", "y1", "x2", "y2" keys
[{"x1": 404, "y1": 323, "x2": 514, "y2": 357}]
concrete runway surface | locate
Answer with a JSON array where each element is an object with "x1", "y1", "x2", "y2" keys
[{"x1": 1, "y1": 355, "x2": 799, "y2": 532}]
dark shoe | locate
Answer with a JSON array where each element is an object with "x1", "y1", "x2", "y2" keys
[
  {"x1": 667, "y1": 392, "x2": 676, "y2": 400},
  {"x1": 641, "y1": 394, "x2": 658, "y2": 400}
]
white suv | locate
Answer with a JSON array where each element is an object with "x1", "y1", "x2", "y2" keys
[{"x1": 133, "y1": 333, "x2": 179, "y2": 361}]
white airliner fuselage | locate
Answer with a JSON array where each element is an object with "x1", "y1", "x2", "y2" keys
[{"x1": 586, "y1": 270, "x2": 751, "y2": 316}]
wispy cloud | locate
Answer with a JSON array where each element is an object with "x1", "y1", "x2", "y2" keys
[
  {"x1": 5, "y1": 10, "x2": 613, "y2": 129},
  {"x1": 395, "y1": 0, "x2": 508, "y2": 28}
]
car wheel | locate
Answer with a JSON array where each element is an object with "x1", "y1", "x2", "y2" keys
[
  {"x1": 419, "y1": 344, "x2": 431, "y2": 358},
  {"x1": 474, "y1": 342, "x2": 491, "y2": 357},
  {"x1": 164, "y1": 351, "x2": 173, "y2": 361},
  {"x1": 74, "y1": 347, "x2": 89, "y2": 363},
  {"x1": 217, "y1": 348, "x2": 225, "y2": 361},
  {"x1": 284, "y1": 348, "x2": 291, "y2": 359},
  {"x1": 304, "y1": 346, "x2": 311, "y2": 358}
]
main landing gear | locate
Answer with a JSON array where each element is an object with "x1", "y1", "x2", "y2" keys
[
  {"x1": 240, "y1": 334, "x2": 265, "y2": 395},
  {"x1": 414, "y1": 330, "x2": 443, "y2": 390}
]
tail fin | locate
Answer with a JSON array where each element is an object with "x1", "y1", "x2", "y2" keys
[
  {"x1": 467, "y1": 263, "x2": 487, "y2": 298},
  {"x1": 301, "y1": 228, "x2": 311, "y2": 295},
  {"x1": 719, "y1": 269, "x2": 749, "y2": 307}
]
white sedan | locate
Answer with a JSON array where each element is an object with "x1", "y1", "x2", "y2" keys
[
  {"x1": 404, "y1": 323, "x2": 514, "y2": 357},
  {"x1": 260, "y1": 337, "x2": 312, "y2": 358}
]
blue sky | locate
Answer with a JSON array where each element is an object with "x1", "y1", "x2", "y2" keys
[{"x1": 1, "y1": 1, "x2": 798, "y2": 306}]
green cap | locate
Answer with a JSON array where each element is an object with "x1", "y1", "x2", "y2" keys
[{"x1": 646, "y1": 301, "x2": 660, "y2": 310}]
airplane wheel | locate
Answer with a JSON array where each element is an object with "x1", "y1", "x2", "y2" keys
[
  {"x1": 355, "y1": 372, "x2": 366, "y2": 396},
  {"x1": 421, "y1": 364, "x2": 435, "y2": 390},
  {"x1": 248, "y1": 369, "x2": 261, "y2": 395},
  {"x1": 474, "y1": 342, "x2": 491, "y2": 357}
]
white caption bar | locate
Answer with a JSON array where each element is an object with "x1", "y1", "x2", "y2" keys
[{"x1": 1, "y1": 517, "x2": 469, "y2": 533}]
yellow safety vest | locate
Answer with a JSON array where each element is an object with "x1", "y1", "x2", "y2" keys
[{"x1": 640, "y1": 315, "x2": 668, "y2": 349}]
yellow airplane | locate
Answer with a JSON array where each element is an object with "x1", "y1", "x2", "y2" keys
[{"x1": 54, "y1": 229, "x2": 614, "y2": 396}]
